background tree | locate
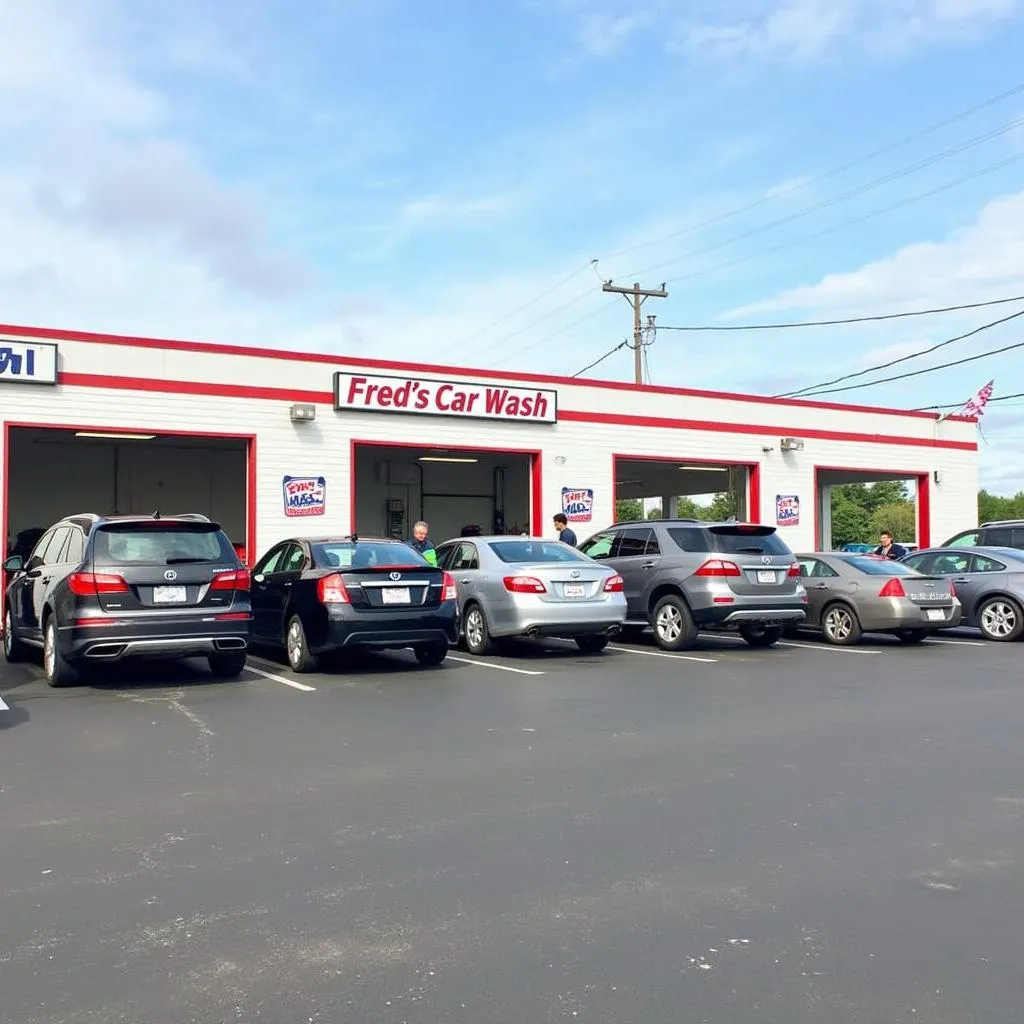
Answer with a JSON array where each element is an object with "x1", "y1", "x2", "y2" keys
[
  {"x1": 870, "y1": 502, "x2": 917, "y2": 542},
  {"x1": 830, "y1": 495, "x2": 872, "y2": 547},
  {"x1": 615, "y1": 499, "x2": 643, "y2": 521}
]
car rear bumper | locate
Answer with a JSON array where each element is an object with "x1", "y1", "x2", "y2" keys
[
  {"x1": 65, "y1": 629, "x2": 250, "y2": 662},
  {"x1": 694, "y1": 603, "x2": 807, "y2": 627},
  {"x1": 490, "y1": 596, "x2": 628, "y2": 639},
  {"x1": 322, "y1": 606, "x2": 459, "y2": 650},
  {"x1": 860, "y1": 599, "x2": 963, "y2": 632}
]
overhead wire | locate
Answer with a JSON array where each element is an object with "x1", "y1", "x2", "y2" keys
[
  {"x1": 779, "y1": 307, "x2": 1024, "y2": 398},
  {"x1": 656, "y1": 294, "x2": 1024, "y2": 332},
  {"x1": 914, "y1": 391, "x2": 1024, "y2": 411},
  {"x1": 571, "y1": 341, "x2": 629, "y2": 378}
]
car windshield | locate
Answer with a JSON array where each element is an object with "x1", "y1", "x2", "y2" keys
[
  {"x1": 846, "y1": 556, "x2": 921, "y2": 576},
  {"x1": 709, "y1": 525, "x2": 792, "y2": 556},
  {"x1": 488, "y1": 540, "x2": 588, "y2": 563},
  {"x1": 312, "y1": 541, "x2": 428, "y2": 569},
  {"x1": 94, "y1": 524, "x2": 234, "y2": 565}
]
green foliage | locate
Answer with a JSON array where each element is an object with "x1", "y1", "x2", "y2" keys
[
  {"x1": 615, "y1": 499, "x2": 644, "y2": 522},
  {"x1": 829, "y1": 481, "x2": 915, "y2": 547},
  {"x1": 870, "y1": 502, "x2": 917, "y2": 542},
  {"x1": 978, "y1": 489, "x2": 1024, "y2": 523},
  {"x1": 829, "y1": 495, "x2": 872, "y2": 548}
]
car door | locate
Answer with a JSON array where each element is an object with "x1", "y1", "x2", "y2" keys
[
  {"x1": 250, "y1": 543, "x2": 290, "y2": 639},
  {"x1": 28, "y1": 527, "x2": 71, "y2": 637},
  {"x1": 267, "y1": 543, "x2": 308, "y2": 639},
  {"x1": 906, "y1": 551, "x2": 974, "y2": 619},
  {"x1": 7, "y1": 528, "x2": 55, "y2": 636},
  {"x1": 448, "y1": 541, "x2": 482, "y2": 618},
  {"x1": 798, "y1": 557, "x2": 841, "y2": 626},
  {"x1": 614, "y1": 527, "x2": 658, "y2": 618},
  {"x1": 961, "y1": 553, "x2": 1011, "y2": 624}
]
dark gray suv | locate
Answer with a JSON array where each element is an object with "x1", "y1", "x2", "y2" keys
[{"x1": 578, "y1": 519, "x2": 807, "y2": 650}]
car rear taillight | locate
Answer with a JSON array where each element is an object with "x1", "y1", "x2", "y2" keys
[
  {"x1": 214, "y1": 612, "x2": 251, "y2": 621},
  {"x1": 68, "y1": 572, "x2": 129, "y2": 597},
  {"x1": 317, "y1": 573, "x2": 350, "y2": 604},
  {"x1": 211, "y1": 569, "x2": 250, "y2": 592},
  {"x1": 948, "y1": 580, "x2": 957, "y2": 597},
  {"x1": 441, "y1": 571, "x2": 458, "y2": 601},
  {"x1": 604, "y1": 574, "x2": 624, "y2": 592},
  {"x1": 693, "y1": 559, "x2": 742, "y2": 578},
  {"x1": 503, "y1": 575, "x2": 546, "y2": 593},
  {"x1": 787, "y1": 563, "x2": 801, "y2": 578},
  {"x1": 878, "y1": 578, "x2": 906, "y2": 598}
]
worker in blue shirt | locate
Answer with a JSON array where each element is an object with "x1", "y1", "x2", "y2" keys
[{"x1": 553, "y1": 513, "x2": 578, "y2": 547}]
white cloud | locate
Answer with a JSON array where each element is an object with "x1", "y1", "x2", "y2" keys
[{"x1": 401, "y1": 194, "x2": 514, "y2": 225}]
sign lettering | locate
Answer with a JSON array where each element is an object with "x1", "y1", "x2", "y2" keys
[
  {"x1": 561, "y1": 487, "x2": 594, "y2": 524},
  {"x1": 334, "y1": 372, "x2": 557, "y2": 423},
  {"x1": 0, "y1": 340, "x2": 58, "y2": 386},
  {"x1": 283, "y1": 475, "x2": 326, "y2": 517},
  {"x1": 775, "y1": 494, "x2": 800, "y2": 527}
]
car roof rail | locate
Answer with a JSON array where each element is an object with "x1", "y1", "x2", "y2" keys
[
  {"x1": 980, "y1": 519, "x2": 1024, "y2": 527},
  {"x1": 170, "y1": 513, "x2": 212, "y2": 521},
  {"x1": 64, "y1": 512, "x2": 103, "y2": 521}
]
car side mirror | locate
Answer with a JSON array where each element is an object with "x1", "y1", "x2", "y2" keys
[
  {"x1": 3, "y1": 555, "x2": 24, "y2": 573},
  {"x1": 252, "y1": 573, "x2": 265, "y2": 584}
]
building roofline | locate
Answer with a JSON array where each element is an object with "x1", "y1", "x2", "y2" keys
[{"x1": 0, "y1": 321, "x2": 976, "y2": 425}]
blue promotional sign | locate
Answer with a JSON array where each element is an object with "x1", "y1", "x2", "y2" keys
[
  {"x1": 283, "y1": 476, "x2": 326, "y2": 517},
  {"x1": 0, "y1": 340, "x2": 58, "y2": 385},
  {"x1": 776, "y1": 494, "x2": 800, "y2": 527}
]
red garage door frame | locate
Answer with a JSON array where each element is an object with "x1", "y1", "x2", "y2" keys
[
  {"x1": 349, "y1": 439, "x2": 544, "y2": 536},
  {"x1": 611, "y1": 453, "x2": 762, "y2": 524},
  {"x1": 813, "y1": 465, "x2": 930, "y2": 551}
]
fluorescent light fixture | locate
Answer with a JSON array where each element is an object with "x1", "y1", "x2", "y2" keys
[
  {"x1": 418, "y1": 456, "x2": 479, "y2": 464},
  {"x1": 75, "y1": 431, "x2": 156, "y2": 440},
  {"x1": 678, "y1": 464, "x2": 728, "y2": 472}
]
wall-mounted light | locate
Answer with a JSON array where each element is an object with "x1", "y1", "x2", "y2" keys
[
  {"x1": 761, "y1": 445, "x2": 775, "y2": 453},
  {"x1": 418, "y1": 456, "x2": 478, "y2": 464},
  {"x1": 290, "y1": 403, "x2": 317, "y2": 423},
  {"x1": 780, "y1": 437, "x2": 805, "y2": 452},
  {"x1": 75, "y1": 431, "x2": 155, "y2": 440},
  {"x1": 677, "y1": 464, "x2": 728, "y2": 472},
  {"x1": 934, "y1": 470, "x2": 942, "y2": 485}
]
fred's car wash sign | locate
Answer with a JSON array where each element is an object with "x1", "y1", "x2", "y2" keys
[
  {"x1": 0, "y1": 340, "x2": 58, "y2": 385},
  {"x1": 334, "y1": 372, "x2": 557, "y2": 423},
  {"x1": 775, "y1": 494, "x2": 800, "y2": 527},
  {"x1": 561, "y1": 487, "x2": 594, "y2": 524},
  {"x1": 283, "y1": 476, "x2": 326, "y2": 517}
]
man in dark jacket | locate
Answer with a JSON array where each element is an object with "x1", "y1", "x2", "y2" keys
[
  {"x1": 874, "y1": 530, "x2": 908, "y2": 560},
  {"x1": 553, "y1": 513, "x2": 577, "y2": 547},
  {"x1": 409, "y1": 520, "x2": 438, "y2": 565}
]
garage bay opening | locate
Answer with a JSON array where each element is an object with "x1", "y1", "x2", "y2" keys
[
  {"x1": 816, "y1": 468, "x2": 926, "y2": 551},
  {"x1": 3, "y1": 427, "x2": 251, "y2": 564},
  {"x1": 614, "y1": 456, "x2": 754, "y2": 524},
  {"x1": 353, "y1": 443, "x2": 537, "y2": 544}
]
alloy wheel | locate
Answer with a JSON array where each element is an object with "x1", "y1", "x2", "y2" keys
[
  {"x1": 655, "y1": 604, "x2": 682, "y2": 644},
  {"x1": 3, "y1": 612, "x2": 12, "y2": 656},
  {"x1": 44, "y1": 622, "x2": 56, "y2": 679},
  {"x1": 465, "y1": 609, "x2": 484, "y2": 650},
  {"x1": 824, "y1": 607, "x2": 854, "y2": 642},
  {"x1": 287, "y1": 620, "x2": 304, "y2": 667},
  {"x1": 981, "y1": 601, "x2": 1016, "y2": 639}
]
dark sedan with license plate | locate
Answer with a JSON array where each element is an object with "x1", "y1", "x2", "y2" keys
[
  {"x1": 249, "y1": 536, "x2": 459, "y2": 673},
  {"x1": 793, "y1": 552, "x2": 962, "y2": 645}
]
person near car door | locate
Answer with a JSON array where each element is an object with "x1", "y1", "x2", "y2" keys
[
  {"x1": 874, "y1": 530, "x2": 908, "y2": 561},
  {"x1": 553, "y1": 513, "x2": 578, "y2": 547},
  {"x1": 409, "y1": 520, "x2": 438, "y2": 566}
]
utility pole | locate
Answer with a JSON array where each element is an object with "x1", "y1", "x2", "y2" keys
[{"x1": 601, "y1": 280, "x2": 668, "y2": 384}]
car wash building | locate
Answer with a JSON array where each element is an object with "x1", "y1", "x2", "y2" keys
[{"x1": 1, "y1": 324, "x2": 978, "y2": 566}]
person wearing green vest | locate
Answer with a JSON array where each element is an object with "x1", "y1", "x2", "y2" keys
[{"x1": 409, "y1": 520, "x2": 438, "y2": 566}]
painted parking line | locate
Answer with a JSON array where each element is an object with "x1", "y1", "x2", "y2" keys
[
  {"x1": 244, "y1": 664, "x2": 317, "y2": 692},
  {"x1": 608, "y1": 645, "x2": 718, "y2": 664},
  {"x1": 777, "y1": 640, "x2": 880, "y2": 655},
  {"x1": 447, "y1": 655, "x2": 545, "y2": 676},
  {"x1": 0, "y1": 694, "x2": 9, "y2": 711},
  {"x1": 928, "y1": 637, "x2": 987, "y2": 647}
]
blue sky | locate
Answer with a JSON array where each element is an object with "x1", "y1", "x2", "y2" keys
[{"x1": 2, "y1": 0, "x2": 1024, "y2": 491}]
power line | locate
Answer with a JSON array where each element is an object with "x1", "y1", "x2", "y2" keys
[
  {"x1": 487, "y1": 299, "x2": 618, "y2": 369},
  {"x1": 601, "y1": 79, "x2": 1024, "y2": 266},
  {"x1": 657, "y1": 294, "x2": 1024, "y2": 332},
  {"x1": 571, "y1": 341, "x2": 628, "y2": 378},
  {"x1": 621, "y1": 113, "x2": 1024, "y2": 282},
  {"x1": 780, "y1": 308, "x2": 1024, "y2": 398},
  {"x1": 915, "y1": 391, "x2": 1024, "y2": 411},
  {"x1": 792, "y1": 337, "x2": 1024, "y2": 397}
]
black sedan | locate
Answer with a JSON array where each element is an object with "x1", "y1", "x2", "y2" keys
[{"x1": 249, "y1": 535, "x2": 459, "y2": 672}]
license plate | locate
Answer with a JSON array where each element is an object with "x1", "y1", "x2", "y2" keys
[
  {"x1": 564, "y1": 583, "x2": 585, "y2": 598},
  {"x1": 926, "y1": 608, "x2": 946, "y2": 621},
  {"x1": 381, "y1": 587, "x2": 411, "y2": 605},
  {"x1": 756, "y1": 570, "x2": 776, "y2": 584},
  {"x1": 153, "y1": 586, "x2": 187, "y2": 604}
]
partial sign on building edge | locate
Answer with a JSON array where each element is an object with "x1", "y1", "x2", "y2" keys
[
  {"x1": 283, "y1": 475, "x2": 327, "y2": 517},
  {"x1": 0, "y1": 340, "x2": 58, "y2": 385},
  {"x1": 333, "y1": 371, "x2": 558, "y2": 423},
  {"x1": 561, "y1": 487, "x2": 594, "y2": 523},
  {"x1": 776, "y1": 494, "x2": 800, "y2": 527}
]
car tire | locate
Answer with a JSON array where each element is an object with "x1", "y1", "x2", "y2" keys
[
  {"x1": 651, "y1": 594, "x2": 699, "y2": 651},
  {"x1": 463, "y1": 603, "x2": 494, "y2": 656},
  {"x1": 209, "y1": 652, "x2": 247, "y2": 678},
  {"x1": 896, "y1": 630, "x2": 929, "y2": 645},
  {"x1": 821, "y1": 602, "x2": 863, "y2": 646},
  {"x1": 976, "y1": 597, "x2": 1024, "y2": 642},
  {"x1": 575, "y1": 635, "x2": 609, "y2": 654},
  {"x1": 414, "y1": 642, "x2": 449, "y2": 667},
  {"x1": 43, "y1": 615, "x2": 79, "y2": 688},
  {"x1": 3, "y1": 609, "x2": 27, "y2": 663},
  {"x1": 739, "y1": 624, "x2": 784, "y2": 648},
  {"x1": 285, "y1": 615, "x2": 318, "y2": 673}
]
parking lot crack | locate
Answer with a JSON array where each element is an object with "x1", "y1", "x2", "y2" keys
[{"x1": 120, "y1": 689, "x2": 215, "y2": 762}]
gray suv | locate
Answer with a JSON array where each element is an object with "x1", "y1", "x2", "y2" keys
[{"x1": 578, "y1": 519, "x2": 807, "y2": 650}]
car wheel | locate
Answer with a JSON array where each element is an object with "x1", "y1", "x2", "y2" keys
[
  {"x1": 651, "y1": 594, "x2": 698, "y2": 651},
  {"x1": 739, "y1": 624, "x2": 783, "y2": 648},
  {"x1": 896, "y1": 630, "x2": 929, "y2": 645},
  {"x1": 977, "y1": 597, "x2": 1024, "y2": 642},
  {"x1": 285, "y1": 615, "x2": 318, "y2": 673},
  {"x1": 3, "y1": 609, "x2": 27, "y2": 663},
  {"x1": 821, "y1": 602, "x2": 863, "y2": 646},
  {"x1": 463, "y1": 604, "x2": 494, "y2": 656},
  {"x1": 575, "y1": 634, "x2": 609, "y2": 654},
  {"x1": 209, "y1": 652, "x2": 247, "y2": 678},
  {"x1": 414, "y1": 642, "x2": 449, "y2": 666},
  {"x1": 43, "y1": 616, "x2": 79, "y2": 688}
]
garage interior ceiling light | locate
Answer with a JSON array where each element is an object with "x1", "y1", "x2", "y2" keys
[
  {"x1": 678, "y1": 464, "x2": 728, "y2": 472},
  {"x1": 418, "y1": 456, "x2": 479, "y2": 464},
  {"x1": 75, "y1": 431, "x2": 156, "y2": 440}
]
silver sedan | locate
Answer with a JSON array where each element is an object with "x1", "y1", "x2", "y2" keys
[
  {"x1": 793, "y1": 551, "x2": 962, "y2": 645},
  {"x1": 434, "y1": 536, "x2": 627, "y2": 655}
]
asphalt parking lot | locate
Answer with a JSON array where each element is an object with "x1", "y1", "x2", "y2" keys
[{"x1": 2, "y1": 630, "x2": 1023, "y2": 1024}]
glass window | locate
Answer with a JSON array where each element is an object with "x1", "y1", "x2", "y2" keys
[
  {"x1": 645, "y1": 530, "x2": 661, "y2": 556},
  {"x1": 488, "y1": 540, "x2": 589, "y2": 564},
  {"x1": 255, "y1": 544, "x2": 289, "y2": 576},
  {"x1": 1010, "y1": 529, "x2": 1024, "y2": 549},
  {"x1": 579, "y1": 532, "x2": 616, "y2": 559},
  {"x1": 709, "y1": 525, "x2": 791, "y2": 556},
  {"x1": 984, "y1": 528, "x2": 1012, "y2": 547},
  {"x1": 62, "y1": 529, "x2": 84, "y2": 566},
  {"x1": 280, "y1": 544, "x2": 307, "y2": 573},
  {"x1": 972, "y1": 554, "x2": 1007, "y2": 573},
  {"x1": 616, "y1": 527, "x2": 654, "y2": 557},
  {"x1": 929, "y1": 552, "x2": 971, "y2": 575},
  {"x1": 846, "y1": 556, "x2": 921, "y2": 576},
  {"x1": 801, "y1": 558, "x2": 839, "y2": 578},
  {"x1": 946, "y1": 531, "x2": 980, "y2": 548},
  {"x1": 452, "y1": 543, "x2": 479, "y2": 571},
  {"x1": 41, "y1": 528, "x2": 71, "y2": 566},
  {"x1": 26, "y1": 529, "x2": 55, "y2": 569},
  {"x1": 93, "y1": 524, "x2": 234, "y2": 566},
  {"x1": 668, "y1": 527, "x2": 705, "y2": 553},
  {"x1": 311, "y1": 540, "x2": 428, "y2": 569},
  {"x1": 434, "y1": 544, "x2": 455, "y2": 570}
]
